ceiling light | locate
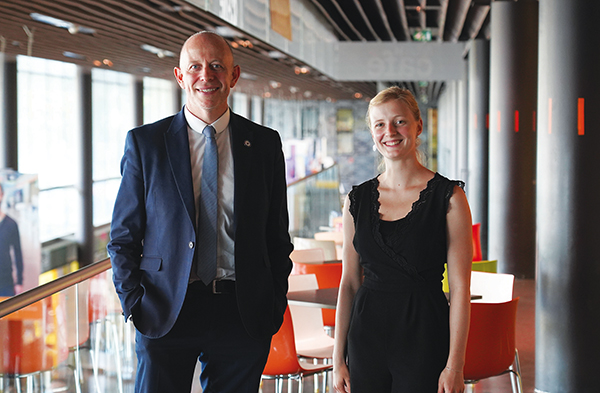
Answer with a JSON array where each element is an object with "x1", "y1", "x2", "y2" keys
[
  {"x1": 62, "y1": 51, "x2": 86, "y2": 60},
  {"x1": 240, "y1": 72, "x2": 258, "y2": 80},
  {"x1": 269, "y1": 81, "x2": 281, "y2": 89},
  {"x1": 354, "y1": 92, "x2": 363, "y2": 99},
  {"x1": 236, "y1": 40, "x2": 253, "y2": 48},
  {"x1": 268, "y1": 51, "x2": 286, "y2": 59},
  {"x1": 141, "y1": 44, "x2": 175, "y2": 58},
  {"x1": 215, "y1": 26, "x2": 237, "y2": 38},
  {"x1": 30, "y1": 13, "x2": 96, "y2": 35},
  {"x1": 294, "y1": 66, "x2": 310, "y2": 75}
]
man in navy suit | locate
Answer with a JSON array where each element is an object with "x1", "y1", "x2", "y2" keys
[{"x1": 108, "y1": 31, "x2": 293, "y2": 393}]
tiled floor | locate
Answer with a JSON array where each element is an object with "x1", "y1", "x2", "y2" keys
[{"x1": 260, "y1": 279, "x2": 536, "y2": 393}]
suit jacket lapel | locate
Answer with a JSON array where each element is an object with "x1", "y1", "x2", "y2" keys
[
  {"x1": 230, "y1": 113, "x2": 254, "y2": 230},
  {"x1": 164, "y1": 110, "x2": 196, "y2": 227}
]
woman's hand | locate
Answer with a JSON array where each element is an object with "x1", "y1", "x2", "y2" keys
[
  {"x1": 437, "y1": 366, "x2": 465, "y2": 393},
  {"x1": 333, "y1": 363, "x2": 351, "y2": 393}
]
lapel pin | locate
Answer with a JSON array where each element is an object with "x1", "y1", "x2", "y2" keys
[{"x1": 244, "y1": 140, "x2": 251, "y2": 147}]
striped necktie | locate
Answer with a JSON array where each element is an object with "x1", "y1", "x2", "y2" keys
[{"x1": 197, "y1": 125, "x2": 218, "y2": 285}]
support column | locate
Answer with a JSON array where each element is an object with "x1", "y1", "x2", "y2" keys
[
  {"x1": 134, "y1": 77, "x2": 144, "y2": 126},
  {"x1": 488, "y1": 0, "x2": 538, "y2": 277},
  {"x1": 467, "y1": 39, "x2": 490, "y2": 259},
  {"x1": 457, "y1": 60, "x2": 468, "y2": 184},
  {"x1": 0, "y1": 54, "x2": 18, "y2": 170},
  {"x1": 437, "y1": 81, "x2": 458, "y2": 178},
  {"x1": 75, "y1": 67, "x2": 94, "y2": 267},
  {"x1": 536, "y1": 0, "x2": 600, "y2": 391}
]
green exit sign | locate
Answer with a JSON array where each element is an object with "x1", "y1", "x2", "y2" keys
[{"x1": 413, "y1": 29, "x2": 432, "y2": 42}]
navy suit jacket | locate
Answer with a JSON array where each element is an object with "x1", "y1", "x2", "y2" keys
[{"x1": 108, "y1": 109, "x2": 293, "y2": 340}]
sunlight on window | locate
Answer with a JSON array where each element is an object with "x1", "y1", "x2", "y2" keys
[
  {"x1": 143, "y1": 76, "x2": 178, "y2": 124},
  {"x1": 17, "y1": 56, "x2": 78, "y2": 241}
]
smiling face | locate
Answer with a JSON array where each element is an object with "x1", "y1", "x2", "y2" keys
[
  {"x1": 174, "y1": 32, "x2": 240, "y2": 123},
  {"x1": 369, "y1": 98, "x2": 423, "y2": 162}
]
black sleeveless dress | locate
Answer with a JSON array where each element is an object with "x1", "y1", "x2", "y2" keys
[{"x1": 346, "y1": 172, "x2": 464, "y2": 392}]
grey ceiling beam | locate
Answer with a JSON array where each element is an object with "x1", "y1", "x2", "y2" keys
[
  {"x1": 350, "y1": 0, "x2": 381, "y2": 41},
  {"x1": 395, "y1": 0, "x2": 412, "y2": 40},
  {"x1": 373, "y1": 0, "x2": 397, "y2": 41},
  {"x1": 443, "y1": 0, "x2": 472, "y2": 42},
  {"x1": 327, "y1": 0, "x2": 367, "y2": 41},
  {"x1": 308, "y1": 0, "x2": 352, "y2": 41}
]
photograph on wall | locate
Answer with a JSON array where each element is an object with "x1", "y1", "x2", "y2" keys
[
  {"x1": 0, "y1": 169, "x2": 40, "y2": 298},
  {"x1": 336, "y1": 108, "x2": 354, "y2": 132}
]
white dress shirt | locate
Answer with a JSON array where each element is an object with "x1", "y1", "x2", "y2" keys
[{"x1": 185, "y1": 106, "x2": 236, "y2": 281}]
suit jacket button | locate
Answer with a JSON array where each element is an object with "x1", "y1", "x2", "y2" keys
[{"x1": 189, "y1": 242, "x2": 194, "y2": 249}]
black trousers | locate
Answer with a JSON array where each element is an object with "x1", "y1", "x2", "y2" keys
[{"x1": 134, "y1": 281, "x2": 271, "y2": 393}]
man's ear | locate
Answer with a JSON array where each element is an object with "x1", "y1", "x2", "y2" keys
[
  {"x1": 174, "y1": 67, "x2": 184, "y2": 88},
  {"x1": 230, "y1": 65, "x2": 241, "y2": 88}
]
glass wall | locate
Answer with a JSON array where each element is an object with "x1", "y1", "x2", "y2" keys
[
  {"x1": 17, "y1": 56, "x2": 80, "y2": 242},
  {"x1": 143, "y1": 76, "x2": 178, "y2": 124},
  {"x1": 92, "y1": 69, "x2": 135, "y2": 228},
  {"x1": 15, "y1": 57, "x2": 181, "y2": 243}
]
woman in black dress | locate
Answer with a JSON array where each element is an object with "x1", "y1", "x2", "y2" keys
[{"x1": 333, "y1": 87, "x2": 472, "y2": 393}]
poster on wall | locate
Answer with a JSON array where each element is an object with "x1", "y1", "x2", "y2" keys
[{"x1": 0, "y1": 169, "x2": 40, "y2": 298}]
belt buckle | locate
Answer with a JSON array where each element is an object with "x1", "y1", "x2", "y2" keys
[{"x1": 212, "y1": 280, "x2": 222, "y2": 294}]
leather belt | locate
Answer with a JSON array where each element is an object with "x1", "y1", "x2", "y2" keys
[{"x1": 207, "y1": 280, "x2": 236, "y2": 294}]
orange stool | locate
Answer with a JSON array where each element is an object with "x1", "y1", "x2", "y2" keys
[{"x1": 291, "y1": 262, "x2": 342, "y2": 328}]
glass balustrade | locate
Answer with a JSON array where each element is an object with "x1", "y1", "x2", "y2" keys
[
  {"x1": 0, "y1": 165, "x2": 343, "y2": 392},
  {"x1": 287, "y1": 164, "x2": 343, "y2": 239},
  {"x1": 0, "y1": 260, "x2": 136, "y2": 393}
]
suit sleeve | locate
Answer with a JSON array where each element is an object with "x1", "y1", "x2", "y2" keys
[
  {"x1": 107, "y1": 130, "x2": 146, "y2": 321},
  {"x1": 266, "y1": 136, "x2": 294, "y2": 328}
]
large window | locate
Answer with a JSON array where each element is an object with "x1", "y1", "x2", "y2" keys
[
  {"x1": 17, "y1": 56, "x2": 79, "y2": 242},
  {"x1": 92, "y1": 69, "x2": 135, "y2": 227},
  {"x1": 143, "y1": 76, "x2": 178, "y2": 124}
]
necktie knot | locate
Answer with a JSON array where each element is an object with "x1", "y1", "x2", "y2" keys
[{"x1": 203, "y1": 125, "x2": 216, "y2": 139}]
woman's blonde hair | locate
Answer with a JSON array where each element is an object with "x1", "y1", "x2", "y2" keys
[
  {"x1": 366, "y1": 86, "x2": 422, "y2": 129},
  {"x1": 366, "y1": 86, "x2": 426, "y2": 170}
]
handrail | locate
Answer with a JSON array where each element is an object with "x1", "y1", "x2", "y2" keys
[
  {"x1": 0, "y1": 257, "x2": 112, "y2": 319},
  {"x1": 286, "y1": 164, "x2": 337, "y2": 187}
]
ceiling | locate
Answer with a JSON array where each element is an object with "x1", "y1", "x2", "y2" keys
[{"x1": 0, "y1": 0, "x2": 491, "y2": 103}]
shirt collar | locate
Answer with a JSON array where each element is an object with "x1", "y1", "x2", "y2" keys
[{"x1": 183, "y1": 106, "x2": 230, "y2": 135}]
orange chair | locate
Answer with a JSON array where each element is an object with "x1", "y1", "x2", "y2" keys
[
  {"x1": 290, "y1": 248, "x2": 326, "y2": 275},
  {"x1": 464, "y1": 298, "x2": 523, "y2": 393},
  {"x1": 261, "y1": 307, "x2": 332, "y2": 393},
  {"x1": 0, "y1": 296, "x2": 70, "y2": 391},
  {"x1": 291, "y1": 262, "x2": 342, "y2": 329},
  {"x1": 293, "y1": 237, "x2": 338, "y2": 261},
  {"x1": 314, "y1": 231, "x2": 343, "y2": 246},
  {"x1": 472, "y1": 223, "x2": 483, "y2": 261}
]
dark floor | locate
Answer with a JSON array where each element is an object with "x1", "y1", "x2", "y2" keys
[{"x1": 259, "y1": 278, "x2": 536, "y2": 393}]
